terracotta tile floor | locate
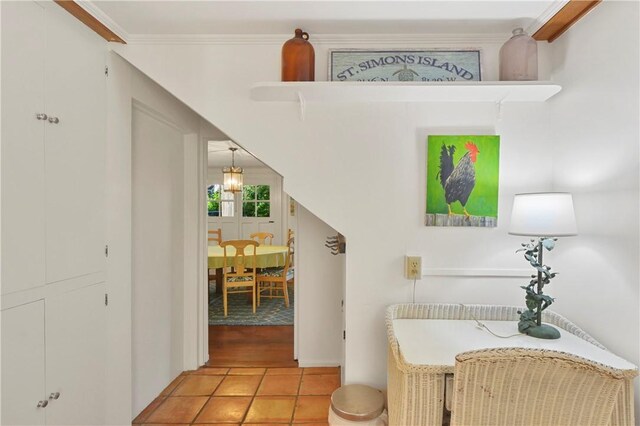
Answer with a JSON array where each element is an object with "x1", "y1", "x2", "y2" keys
[{"x1": 133, "y1": 366, "x2": 340, "y2": 425}]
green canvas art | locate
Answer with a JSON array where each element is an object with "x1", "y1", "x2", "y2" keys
[{"x1": 426, "y1": 135, "x2": 500, "y2": 227}]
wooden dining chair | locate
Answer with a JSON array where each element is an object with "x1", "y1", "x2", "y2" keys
[
  {"x1": 287, "y1": 228, "x2": 294, "y2": 241},
  {"x1": 256, "y1": 240, "x2": 293, "y2": 308},
  {"x1": 286, "y1": 237, "x2": 295, "y2": 291},
  {"x1": 250, "y1": 232, "x2": 274, "y2": 245},
  {"x1": 450, "y1": 347, "x2": 632, "y2": 426},
  {"x1": 221, "y1": 240, "x2": 259, "y2": 316},
  {"x1": 208, "y1": 228, "x2": 222, "y2": 245},
  {"x1": 207, "y1": 228, "x2": 222, "y2": 287}
]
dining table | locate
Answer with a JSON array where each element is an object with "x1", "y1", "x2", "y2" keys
[{"x1": 208, "y1": 244, "x2": 289, "y2": 294}]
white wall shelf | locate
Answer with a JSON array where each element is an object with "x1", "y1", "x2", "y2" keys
[{"x1": 250, "y1": 81, "x2": 562, "y2": 103}]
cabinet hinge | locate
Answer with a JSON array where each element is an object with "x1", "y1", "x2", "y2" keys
[
  {"x1": 105, "y1": 293, "x2": 108, "y2": 306},
  {"x1": 105, "y1": 245, "x2": 109, "y2": 257},
  {"x1": 343, "y1": 330, "x2": 346, "y2": 340},
  {"x1": 105, "y1": 66, "x2": 109, "y2": 76}
]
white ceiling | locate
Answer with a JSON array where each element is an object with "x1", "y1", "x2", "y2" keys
[
  {"x1": 88, "y1": 1, "x2": 567, "y2": 39},
  {"x1": 208, "y1": 140, "x2": 265, "y2": 168}
]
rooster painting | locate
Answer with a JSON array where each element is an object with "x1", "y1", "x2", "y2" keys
[
  {"x1": 426, "y1": 135, "x2": 500, "y2": 227},
  {"x1": 437, "y1": 141, "x2": 480, "y2": 218}
]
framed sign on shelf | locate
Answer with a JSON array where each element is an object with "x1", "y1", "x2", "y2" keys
[{"x1": 329, "y1": 49, "x2": 482, "y2": 82}]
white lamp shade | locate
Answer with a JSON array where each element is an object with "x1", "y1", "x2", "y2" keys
[{"x1": 509, "y1": 192, "x2": 577, "y2": 237}]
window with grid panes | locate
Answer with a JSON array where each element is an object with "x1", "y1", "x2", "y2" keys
[
  {"x1": 242, "y1": 185, "x2": 270, "y2": 217},
  {"x1": 207, "y1": 184, "x2": 235, "y2": 217}
]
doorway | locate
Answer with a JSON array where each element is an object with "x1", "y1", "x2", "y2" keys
[{"x1": 205, "y1": 140, "x2": 296, "y2": 367}]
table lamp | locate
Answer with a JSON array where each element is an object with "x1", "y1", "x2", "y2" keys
[{"x1": 509, "y1": 192, "x2": 577, "y2": 339}]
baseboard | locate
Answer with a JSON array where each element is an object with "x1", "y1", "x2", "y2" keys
[{"x1": 297, "y1": 360, "x2": 342, "y2": 368}]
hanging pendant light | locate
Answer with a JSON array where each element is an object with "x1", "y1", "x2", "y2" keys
[{"x1": 223, "y1": 147, "x2": 243, "y2": 193}]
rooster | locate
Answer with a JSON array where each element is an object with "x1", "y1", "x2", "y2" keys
[{"x1": 437, "y1": 141, "x2": 480, "y2": 217}]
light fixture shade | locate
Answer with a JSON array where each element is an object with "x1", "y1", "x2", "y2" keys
[
  {"x1": 223, "y1": 166, "x2": 243, "y2": 193},
  {"x1": 509, "y1": 192, "x2": 577, "y2": 237},
  {"x1": 223, "y1": 146, "x2": 243, "y2": 193}
]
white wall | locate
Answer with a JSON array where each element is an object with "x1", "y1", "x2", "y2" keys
[
  {"x1": 111, "y1": 0, "x2": 639, "y2": 408},
  {"x1": 107, "y1": 53, "x2": 216, "y2": 422},
  {"x1": 296, "y1": 205, "x2": 344, "y2": 367},
  {"x1": 545, "y1": 1, "x2": 640, "y2": 414},
  {"x1": 110, "y1": 36, "x2": 555, "y2": 386},
  {"x1": 132, "y1": 105, "x2": 185, "y2": 415}
]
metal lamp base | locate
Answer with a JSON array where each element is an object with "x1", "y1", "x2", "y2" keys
[{"x1": 522, "y1": 324, "x2": 561, "y2": 339}]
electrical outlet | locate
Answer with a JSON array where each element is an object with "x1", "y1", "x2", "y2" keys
[{"x1": 405, "y1": 256, "x2": 422, "y2": 280}]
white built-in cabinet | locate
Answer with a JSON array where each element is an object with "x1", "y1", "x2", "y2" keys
[
  {"x1": 1, "y1": 284, "x2": 106, "y2": 425},
  {"x1": 1, "y1": 0, "x2": 47, "y2": 294},
  {"x1": 1, "y1": 300, "x2": 47, "y2": 426},
  {"x1": 1, "y1": 0, "x2": 106, "y2": 293},
  {"x1": 1, "y1": 1, "x2": 107, "y2": 424}
]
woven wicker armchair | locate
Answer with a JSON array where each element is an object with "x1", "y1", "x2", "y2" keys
[
  {"x1": 385, "y1": 303, "x2": 636, "y2": 426},
  {"x1": 450, "y1": 347, "x2": 635, "y2": 426}
]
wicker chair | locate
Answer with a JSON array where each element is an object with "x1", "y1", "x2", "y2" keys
[
  {"x1": 385, "y1": 304, "x2": 636, "y2": 426},
  {"x1": 450, "y1": 347, "x2": 634, "y2": 426}
]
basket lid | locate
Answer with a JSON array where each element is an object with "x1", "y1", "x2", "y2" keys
[{"x1": 330, "y1": 384, "x2": 384, "y2": 421}]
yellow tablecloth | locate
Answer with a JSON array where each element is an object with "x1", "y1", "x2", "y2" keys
[{"x1": 208, "y1": 245, "x2": 288, "y2": 269}]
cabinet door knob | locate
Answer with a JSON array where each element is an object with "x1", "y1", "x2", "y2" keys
[
  {"x1": 49, "y1": 392, "x2": 60, "y2": 400},
  {"x1": 36, "y1": 400, "x2": 48, "y2": 408},
  {"x1": 48, "y1": 116, "x2": 60, "y2": 124},
  {"x1": 36, "y1": 113, "x2": 48, "y2": 120}
]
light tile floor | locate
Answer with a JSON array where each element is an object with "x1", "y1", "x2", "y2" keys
[{"x1": 133, "y1": 367, "x2": 341, "y2": 425}]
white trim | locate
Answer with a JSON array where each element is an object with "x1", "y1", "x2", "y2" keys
[
  {"x1": 132, "y1": 100, "x2": 186, "y2": 133},
  {"x1": 525, "y1": 0, "x2": 570, "y2": 36},
  {"x1": 74, "y1": 1, "x2": 129, "y2": 43},
  {"x1": 422, "y1": 268, "x2": 531, "y2": 278},
  {"x1": 297, "y1": 361, "x2": 342, "y2": 368},
  {"x1": 124, "y1": 33, "x2": 509, "y2": 46},
  {"x1": 198, "y1": 137, "x2": 209, "y2": 367},
  {"x1": 182, "y1": 134, "x2": 201, "y2": 371}
]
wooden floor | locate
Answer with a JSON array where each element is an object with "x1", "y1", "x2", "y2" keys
[{"x1": 208, "y1": 325, "x2": 298, "y2": 367}]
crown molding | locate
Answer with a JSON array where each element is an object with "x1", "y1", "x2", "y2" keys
[
  {"x1": 76, "y1": 0, "x2": 130, "y2": 43},
  {"x1": 525, "y1": 0, "x2": 570, "y2": 36},
  {"x1": 125, "y1": 33, "x2": 509, "y2": 46},
  {"x1": 533, "y1": 0, "x2": 600, "y2": 42},
  {"x1": 78, "y1": 0, "x2": 572, "y2": 46}
]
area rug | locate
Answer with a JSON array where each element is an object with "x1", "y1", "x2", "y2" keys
[{"x1": 208, "y1": 286, "x2": 294, "y2": 326}]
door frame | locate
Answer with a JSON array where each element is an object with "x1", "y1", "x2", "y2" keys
[
  {"x1": 194, "y1": 136, "x2": 209, "y2": 367},
  {"x1": 196, "y1": 148, "x2": 297, "y2": 365}
]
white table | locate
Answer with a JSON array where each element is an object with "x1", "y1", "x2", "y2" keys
[
  {"x1": 393, "y1": 319, "x2": 637, "y2": 371},
  {"x1": 386, "y1": 305, "x2": 638, "y2": 426}
]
